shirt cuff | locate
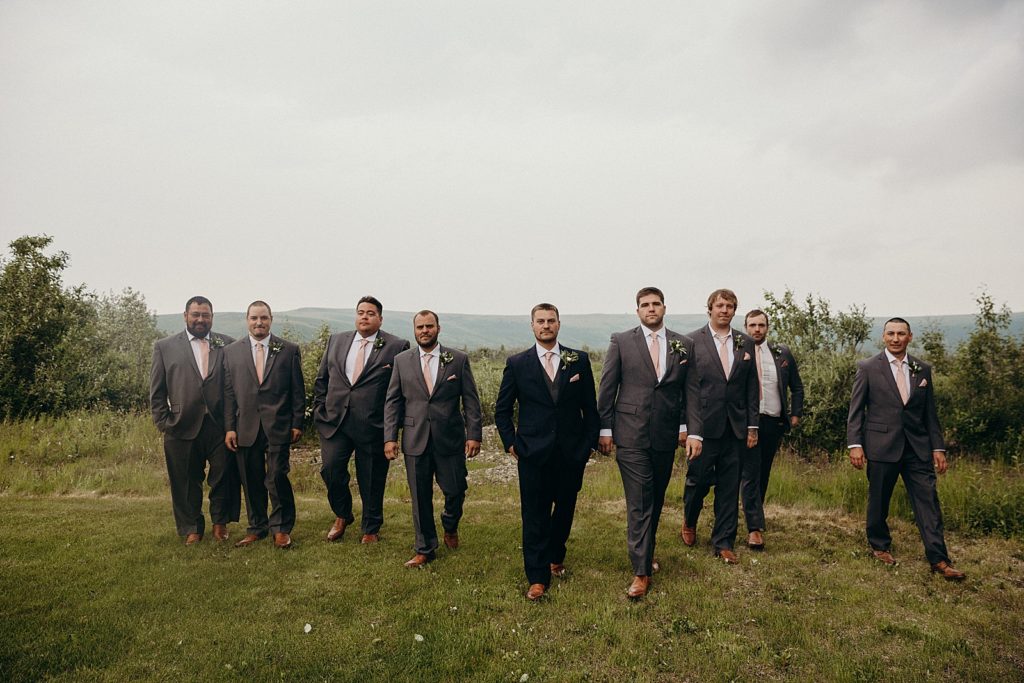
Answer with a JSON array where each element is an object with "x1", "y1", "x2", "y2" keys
[
  {"x1": 679, "y1": 424, "x2": 687, "y2": 434},
  {"x1": 599, "y1": 428, "x2": 612, "y2": 437},
  {"x1": 848, "y1": 444, "x2": 862, "y2": 449},
  {"x1": 689, "y1": 435, "x2": 703, "y2": 442}
]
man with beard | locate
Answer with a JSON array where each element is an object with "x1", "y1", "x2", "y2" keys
[
  {"x1": 150, "y1": 295, "x2": 239, "y2": 544},
  {"x1": 495, "y1": 303, "x2": 600, "y2": 600},
  {"x1": 383, "y1": 310, "x2": 483, "y2": 568}
]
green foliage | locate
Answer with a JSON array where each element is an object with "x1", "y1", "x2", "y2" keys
[
  {"x1": 762, "y1": 288, "x2": 872, "y2": 456},
  {"x1": 299, "y1": 323, "x2": 331, "y2": 430}
]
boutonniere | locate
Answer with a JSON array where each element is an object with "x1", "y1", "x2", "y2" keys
[
  {"x1": 559, "y1": 349, "x2": 579, "y2": 370},
  {"x1": 269, "y1": 341, "x2": 284, "y2": 355},
  {"x1": 439, "y1": 351, "x2": 454, "y2": 366},
  {"x1": 769, "y1": 344, "x2": 783, "y2": 357},
  {"x1": 733, "y1": 334, "x2": 745, "y2": 351},
  {"x1": 908, "y1": 360, "x2": 922, "y2": 376},
  {"x1": 373, "y1": 337, "x2": 386, "y2": 351},
  {"x1": 209, "y1": 335, "x2": 226, "y2": 349},
  {"x1": 669, "y1": 339, "x2": 687, "y2": 357}
]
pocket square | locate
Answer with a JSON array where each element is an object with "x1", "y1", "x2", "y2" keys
[
  {"x1": 743, "y1": 352, "x2": 751, "y2": 361},
  {"x1": 569, "y1": 373, "x2": 580, "y2": 383},
  {"x1": 679, "y1": 359, "x2": 688, "y2": 365},
  {"x1": 383, "y1": 364, "x2": 392, "y2": 369},
  {"x1": 780, "y1": 360, "x2": 789, "y2": 368},
  {"x1": 446, "y1": 374, "x2": 457, "y2": 381},
  {"x1": 919, "y1": 378, "x2": 927, "y2": 387}
]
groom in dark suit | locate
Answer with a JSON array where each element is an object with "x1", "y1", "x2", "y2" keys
[
  {"x1": 847, "y1": 317, "x2": 965, "y2": 580},
  {"x1": 313, "y1": 296, "x2": 410, "y2": 544},
  {"x1": 495, "y1": 303, "x2": 600, "y2": 600},
  {"x1": 223, "y1": 301, "x2": 305, "y2": 550},
  {"x1": 150, "y1": 296, "x2": 239, "y2": 544}
]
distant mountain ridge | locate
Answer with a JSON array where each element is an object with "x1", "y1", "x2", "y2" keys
[{"x1": 156, "y1": 307, "x2": 1024, "y2": 351}]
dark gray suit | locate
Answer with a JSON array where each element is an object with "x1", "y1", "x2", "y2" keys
[
  {"x1": 684, "y1": 325, "x2": 759, "y2": 551},
  {"x1": 223, "y1": 335, "x2": 305, "y2": 536},
  {"x1": 847, "y1": 352, "x2": 951, "y2": 564},
  {"x1": 384, "y1": 346, "x2": 482, "y2": 555},
  {"x1": 597, "y1": 327, "x2": 697, "y2": 576},
  {"x1": 150, "y1": 330, "x2": 240, "y2": 537},
  {"x1": 313, "y1": 330, "x2": 410, "y2": 534}
]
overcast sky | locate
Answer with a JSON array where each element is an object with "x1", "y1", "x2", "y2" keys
[{"x1": 2, "y1": 1, "x2": 1021, "y2": 318}]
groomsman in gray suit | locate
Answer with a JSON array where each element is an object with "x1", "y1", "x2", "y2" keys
[
  {"x1": 223, "y1": 301, "x2": 305, "y2": 550},
  {"x1": 847, "y1": 318, "x2": 965, "y2": 580},
  {"x1": 150, "y1": 296, "x2": 239, "y2": 544},
  {"x1": 383, "y1": 310, "x2": 483, "y2": 568},
  {"x1": 313, "y1": 296, "x2": 410, "y2": 544},
  {"x1": 682, "y1": 288, "x2": 759, "y2": 565},
  {"x1": 597, "y1": 287, "x2": 699, "y2": 599}
]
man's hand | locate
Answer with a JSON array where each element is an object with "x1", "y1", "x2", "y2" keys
[
  {"x1": 508, "y1": 446, "x2": 518, "y2": 461},
  {"x1": 290, "y1": 428, "x2": 303, "y2": 444},
  {"x1": 465, "y1": 440, "x2": 481, "y2": 458},
  {"x1": 747, "y1": 429, "x2": 758, "y2": 449},
  {"x1": 384, "y1": 441, "x2": 400, "y2": 461},
  {"x1": 933, "y1": 450, "x2": 948, "y2": 475},
  {"x1": 598, "y1": 435, "x2": 614, "y2": 455},
  {"x1": 678, "y1": 431, "x2": 688, "y2": 448},
  {"x1": 225, "y1": 431, "x2": 238, "y2": 452},
  {"x1": 790, "y1": 415, "x2": 800, "y2": 429},
  {"x1": 849, "y1": 446, "x2": 865, "y2": 470},
  {"x1": 686, "y1": 436, "x2": 702, "y2": 461}
]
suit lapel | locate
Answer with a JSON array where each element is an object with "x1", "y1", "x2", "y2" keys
[
  {"x1": 260, "y1": 335, "x2": 280, "y2": 384},
  {"x1": 633, "y1": 327, "x2": 659, "y2": 384},
  {"x1": 179, "y1": 332, "x2": 204, "y2": 381},
  {"x1": 337, "y1": 331, "x2": 356, "y2": 387},
  {"x1": 727, "y1": 329, "x2": 744, "y2": 382},
  {"x1": 698, "y1": 327, "x2": 727, "y2": 381},
  {"x1": 528, "y1": 348, "x2": 557, "y2": 405},
  {"x1": 359, "y1": 333, "x2": 384, "y2": 381},
  {"x1": 430, "y1": 345, "x2": 447, "y2": 397},
  {"x1": 876, "y1": 352, "x2": 901, "y2": 399},
  {"x1": 906, "y1": 354, "x2": 922, "y2": 401}
]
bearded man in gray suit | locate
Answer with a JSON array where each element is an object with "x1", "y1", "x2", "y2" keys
[
  {"x1": 383, "y1": 310, "x2": 483, "y2": 568},
  {"x1": 150, "y1": 295, "x2": 239, "y2": 544},
  {"x1": 313, "y1": 296, "x2": 410, "y2": 544}
]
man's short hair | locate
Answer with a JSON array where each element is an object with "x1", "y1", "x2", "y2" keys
[
  {"x1": 358, "y1": 295, "x2": 383, "y2": 315},
  {"x1": 635, "y1": 287, "x2": 665, "y2": 307},
  {"x1": 884, "y1": 317, "x2": 912, "y2": 333},
  {"x1": 413, "y1": 309, "x2": 439, "y2": 326},
  {"x1": 531, "y1": 303, "x2": 559, "y2": 320},
  {"x1": 706, "y1": 288, "x2": 738, "y2": 310},
  {"x1": 185, "y1": 295, "x2": 213, "y2": 313},
  {"x1": 247, "y1": 300, "x2": 272, "y2": 317},
  {"x1": 745, "y1": 309, "x2": 768, "y2": 324}
]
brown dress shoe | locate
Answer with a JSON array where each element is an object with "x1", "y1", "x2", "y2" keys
[
  {"x1": 443, "y1": 532, "x2": 459, "y2": 549},
  {"x1": 681, "y1": 524, "x2": 696, "y2": 547},
  {"x1": 627, "y1": 575, "x2": 651, "y2": 599},
  {"x1": 715, "y1": 548, "x2": 739, "y2": 564},
  {"x1": 651, "y1": 559, "x2": 661, "y2": 574},
  {"x1": 404, "y1": 553, "x2": 434, "y2": 568},
  {"x1": 360, "y1": 534, "x2": 379, "y2": 544},
  {"x1": 212, "y1": 524, "x2": 229, "y2": 542},
  {"x1": 747, "y1": 531, "x2": 765, "y2": 550},
  {"x1": 274, "y1": 532, "x2": 293, "y2": 549},
  {"x1": 184, "y1": 533, "x2": 202, "y2": 546},
  {"x1": 526, "y1": 583, "x2": 547, "y2": 601},
  {"x1": 872, "y1": 549, "x2": 897, "y2": 565},
  {"x1": 234, "y1": 534, "x2": 263, "y2": 548},
  {"x1": 931, "y1": 561, "x2": 966, "y2": 581},
  {"x1": 550, "y1": 563, "x2": 566, "y2": 578},
  {"x1": 326, "y1": 517, "x2": 348, "y2": 542}
]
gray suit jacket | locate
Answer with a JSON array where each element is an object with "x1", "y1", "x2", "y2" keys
[
  {"x1": 688, "y1": 326, "x2": 759, "y2": 440},
  {"x1": 223, "y1": 335, "x2": 305, "y2": 447},
  {"x1": 383, "y1": 346, "x2": 483, "y2": 456},
  {"x1": 312, "y1": 330, "x2": 410, "y2": 440},
  {"x1": 847, "y1": 352, "x2": 944, "y2": 463},
  {"x1": 150, "y1": 330, "x2": 235, "y2": 440},
  {"x1": 596, "y1": 327, "x2": 698, "y2": 451}
]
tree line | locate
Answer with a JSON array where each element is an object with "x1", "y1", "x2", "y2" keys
[{"x1": 2, "y1": 235, "x2": 1020, "y2": 461}]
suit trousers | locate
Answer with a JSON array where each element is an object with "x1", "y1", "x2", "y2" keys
[
  {"x1": 616, "y1": 446, "x2": 675, "y2": 576},
  {"x1": 517, "y1": 450, "x2": 587, "y2": 586},
  {"x1": 740, "y1": 414, "x2": 787, "y2": 532},
  {"x1": 237, "y1": 426, "x2": 296, "y2": 536},
  {"x1": 319, "y1": 426, "x2": 390, "y2": 534},
  {"x1": 683, "y1": 434, "x2": 743, "y2": 551},
  {"x1": 866, "y1": 444, "x2": 950, "y2": 564},
  {"x1": 404, "y1": 444, "x2": 468, "y2": 555},
  {"x1": 163, "y1": 414, "x2": 240, "y2": 537}
]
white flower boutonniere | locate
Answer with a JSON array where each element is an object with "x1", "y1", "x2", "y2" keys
[
  {"x1": 908, "y1": 360, "x2": 922, "y2": 376},
  {"x1": 209, "y1": 335, "x2": 226, "y2": 349},
  {"x1": 559, "y1": 349, "x2": 579, "y2": 370},
  {"x1": 373, "y1": 337, "x2": 386, "y2": 351},
  {"x1": 269, "y1": 341, "x2": 284, "y2": 356},
  {"x1": 669, "y1": 339, "x2": 688, "y2": 358},
  {"x1": 440, "y1": 351, "x2": 455, "y2": 367},
  {"x1": 734, "y1": 334, "x2": 745, "y2": 351}
]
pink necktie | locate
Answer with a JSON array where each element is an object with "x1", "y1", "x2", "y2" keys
[
  {"x1": 894, "y1": 359, "x2": 909, "y2": 404},
  {"x1": 352, "y1": 339, "x2": 370, "y2": 383},
  {"x1": 544, "y1": 351, "x2": 556, "y2": 381},
  {"x1": 716, "y1": 334, "x2": 730, "y2": 376},
  {"x1": 423, "y1": 353, "x2": 434, "y2": 393},
  {"x1": 255, "y1": 342, "x2": 265, "y2": 384},
  {"x1": 197, "y1": 338, "x2": 210, "y2": 379},
  {"x1": 649, "y1": 333, "x2": 660, "y2": 378},
  {"x1": 755, "y1": 346, "x2": 764, "y2": 400}
]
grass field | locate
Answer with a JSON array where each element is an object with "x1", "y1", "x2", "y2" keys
[{"x1": 2, "y1": 436, "x2": 1023, "y2": 682}]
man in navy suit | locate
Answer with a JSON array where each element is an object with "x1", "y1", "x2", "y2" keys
[
  {"x1": 495, "y1": 303, "x2": 600, "y2": 600},
  {"x1": 847, "y1": 317, "x2": 964, "y2": 580}
]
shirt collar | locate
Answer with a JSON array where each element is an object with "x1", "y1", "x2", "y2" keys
[
  {"x1": 535, "y1": 342, "x2": 561, "y2": 361},
  {"x1": 250, "y1": 335, "x2": 269, "y2": 348},
  {"x1": 420, "y1": 345, "x2": 438, "y2": 358},
  {"x1": 707, "y1": 323, "x2": 732, "y2": 340},
  {"x1": 884, "y1": 348, "x2": 908, "y2": 364},
  {"x1": 186, "y1": 331, "x2": 208, "y2": 342},
  {"x1": 640, "y1": 324, "x2": 665, "y2": 339}
]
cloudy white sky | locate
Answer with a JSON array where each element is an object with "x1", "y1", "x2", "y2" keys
[{"x1": 1, "y1": 1, "x2": 1022, "y2": 317}]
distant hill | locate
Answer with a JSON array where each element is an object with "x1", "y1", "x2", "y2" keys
[{"x1": 156, "y1": 308, "x2": 1024, "y2": 352}]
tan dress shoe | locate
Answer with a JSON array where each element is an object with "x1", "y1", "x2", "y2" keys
[
  {"x1": 627, "y1": 575, "x2": 650, "y2": 599},
  {"x1": 747, "y1": 531, "x2": 765, "y2": 550},
  {"x1": 212, "y1": 524, "x2": 229, "y2": 542},
  {"x1": 274, "y1": 532, "x2": 293, "y2": 549},
  {"x1": 872, "y1": 549, "x2": 897, "y2": 565},
  {"x1": 443, "y1": 532, "x2": 459, "y2": 549},
  {"x1": 360, "y1": 534, "x2": 379, "y2": 544},
  {"x1": 184, "y1": 533, "x2": 202, "y2": 546},
  {"x1": 681, "y1": 524, "x2": 696, "y2": 547},
  {"x1": 715, "y1": 548, "x2": 739, "y2": 564},
  {"x1": 326, "y1": 517, "x2": 348, "y2": 542},
  {"x1": 235, "y1": 534, "x2": 263, "y2": 548},
  {"x1": 404, "y1": 553, "x2": 434, "y2": 568},
  {"x1": 931, "y1": 561, "x2": 966, "y2": 581},
  {"x1": 526, "y1": 583, "x2": 547, "y2": 601},
  {"x1": 549, "y1": 563, "x2": 566, "y2": 578}
]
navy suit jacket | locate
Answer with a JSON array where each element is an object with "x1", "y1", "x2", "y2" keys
[
  {"x1": 494, "y1": 346, "x2": 600, "y2": 464},
  {"x1": 687, "y1": 325, "x2": 759, "y2": 441}
]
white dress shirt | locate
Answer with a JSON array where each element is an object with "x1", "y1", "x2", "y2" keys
[
  {"x1": 186, "y1": 330, "x2": 209, "y2": 372},
  {"x1": 346, "y1": 332, "x2": 378, "y2": 383},
  {"x1": 757, "y1": 342, "x2": 782, "y2": 417},
  {"x1": 535, "y1": 342, "x2": 561, "y2": 378}
]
